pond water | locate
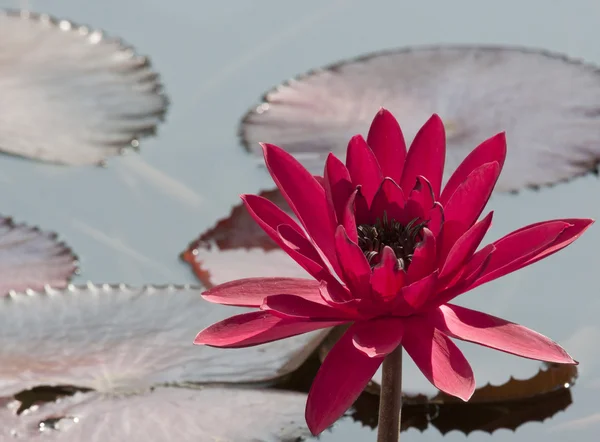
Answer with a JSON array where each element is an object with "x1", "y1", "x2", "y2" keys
[{"x1": 0, "y1": 0, "x2": 598, "y2": 440}]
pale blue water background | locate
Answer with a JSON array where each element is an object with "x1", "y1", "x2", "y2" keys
[{"x1": 0, "y1": 0, "x2": 599, "y2": 440}]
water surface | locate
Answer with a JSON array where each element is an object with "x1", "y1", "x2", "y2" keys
[{"x1": 0, "y1": 0, "x2": 598, "y2": 440}]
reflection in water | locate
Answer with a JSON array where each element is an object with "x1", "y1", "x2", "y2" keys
[{"x1": 277, "y1": 348, "x2": 577, "y2": 435}]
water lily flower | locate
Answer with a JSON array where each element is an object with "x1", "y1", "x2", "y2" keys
[{"x1": 195, "y1": 109, "x2": 593, "y2": 435}]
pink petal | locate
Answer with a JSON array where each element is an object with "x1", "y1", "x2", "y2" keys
[
  {"x1": 202, "y1": 277, "x2": 322, "y2": 307},
  {"x1": 407, "y1": 228, "x2": 437, "y2": 284},
  {"x1": 370, "y1": 246, "x2": 404, "y2": 302},
  {"x1": 366, "y1": 108, "x2": 406, "y2": 184},
  {"x1": 369, "y1": 178, "x2": 406, "y2": 223},
  {"x1": 443, "y1": 162, "x2": 500, "y2": 232},
  {"x1": 399, "y1": 271, "x2": 438, "y2": 312},
  {"x1": 472, "y1": 220, "x2": 570, "y2": 288},
  {"x1": 241, "y1": 194, "x2": 304, "y2": 242},
  {"x1": 354, "y1": 187, "x2": 371, "y2": 225},
  {"x1": 306, "y1": 323, "x2": 385, "y2": 435},
  {"x1": 345, "y1": 135, "x2": 383, "y2": 204},
  {"x1": 439, "y1": 211, "x2": 494, "y2": 279},
  {"x1": 431, "y1": 304, "x2": 576, "y2": 364},
  {"x1": 440, "y1": 132, "x2": 507, "y2": 206},
  {"x1": 319, "y1": 280, "x2": 353, "y2": 304},
  {"x1": 436, "y1": 219, "x2": 468, "y2": 265},
  {"x1": 262, "y1": 294, "x2": 355, "y2": 320},
  {"x1": 334, "y1": 225, "x2": 372, "y2": 297},
  {"x1": 276, "y1": 224, "x2": 331, "y2": 281},
  {"x1": 507, "y1": 218, "x2": 594, "y2": 268},
  {"x1": 261, "y1": 143, "x2": 339, "y2": 273},
  {"x1": 195, "y1": 311, "x2": 341, "y2": 348},
  {"x1": 407, "y1": 176, "x2": 435, "y2": 213},
  {"x1": 427, "y1": 202, "x2": 444, "y2": 236},
  {"x1": 341, "y1": 190, "x2": 359, "y2": 243},
  {"x1": 430, "y1": 243, "x2": 495, "y2": 307},
  {"x1": 324, "y1": 153, "x2": 354, "y2": 225},
  {"x1": 403, "y1": 319, "x2": 475, "y2": 401},
  {"x1": 400, "y1": 114, "x2": 446, "y2": 198},
  {"x1": 402, "y1": 176, "x2": 437, "y2": 227},
  {"x1": 242, "y1": 194, "x2": 334, "y2": 281},
  {"x1": 352, "y1": 317, "x2": 404, "y2": 357}
]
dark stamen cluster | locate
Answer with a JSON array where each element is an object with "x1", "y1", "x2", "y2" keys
[{"x1": 357, "y1": 212, "x2": 427, "y2": 269}]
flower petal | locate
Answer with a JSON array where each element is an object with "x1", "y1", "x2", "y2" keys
[
  {"x1": 341, "y1": 190, "x2": 359, "y2": 243},
  {"x1": 195, "y1": 311, "x2": 341, "y2": 348},
  {"x1": 506, "y1": 218, "x2": 594, "y2": 268},
  {"x1": 400, "y1": 114, "x2": 446, "y2": 198},
  {"x1": 407, "y1": 228, "x2": 436, "y2": 283},
  {"x1": 352, "y1": 317, "x2": 404, "y2": 357},
  {"x1": 430, "y1": 243, "x2": 495, "y2": 307},
  {"x1": 431, "y1": 304, "x2": 576, "y2": 364},
  {"x1": 277, "y1": 224, "x2": 331, "y2": 281},
  {"x1": 345, "y1": 134, "x2": 383, "y2": 204},
  {"x1": 399, "y1": 271, "x2": 438, "y2": 312},
  {"x1": 427, "y1": 202, "x2": 444, "y2": 236},
  {"x1": 367, "y1": 108, "x2": 406, "y2": 184},
  {"x1": 241, "y1": 193, "x2": 304, "y2": 241},
  {"x1": 241, "y1": 195, "x2": 336, "y2": 281},
  {"x1": 261, "y1": 143, "x2": 339, "y2": 273},
  {"x1": 201, "y1": 277, "x2": 322, "y2": 307},
  {"x1": 403, "y1": 319, "x2": 475, "y2": 401},
  {"x1": 319, "y1": 280, "x2": 353, "y2": 304},
  {"x1": 472, "y1": 220, "x2": 570, "y2": 288},
  {"x1": 370, "y1": 246, "x2": 404, "y2": 302},
  {"x1": 306, "y1": 323, "x2": 385, "y2": 435},
  {"x1": 262, "y1": 294, "x2": 355, "y2": 320},
  {"x1": 407, "y1": 176, "x2": 435, "y2": 215},
  {"x1": 324, "y1": 153, "x2": 354, "y2": 225},
  {"x1": 335, "y1": 225, "x2": 372, "y2": 297},
  {"x1": 443, "y1": 162, "x2": 500, "y2": 231},
  {"x1": 369, "y1": 178, "x2": 406, "y2": 222},
  {"x1": 440, "y1": 132, "x2": 507, "y2": 206},
  {"x1": 439, "y1": 211, "x2": 494, "y2": 279},
  {"x1": 354, "y1": 186, "x2": 371, "y2": 225}
]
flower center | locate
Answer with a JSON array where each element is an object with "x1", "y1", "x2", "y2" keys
[{"x1": 357, "y1": 213, "x2": 426, "y2": 269}]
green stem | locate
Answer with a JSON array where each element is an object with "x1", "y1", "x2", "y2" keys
[{"x1": 376, "y1": 345, "x2": 403, "y2": 442}]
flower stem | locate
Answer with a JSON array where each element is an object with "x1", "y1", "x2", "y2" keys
[{"x1": 377, "y1": 345, "x2": 403, "y2": 442}]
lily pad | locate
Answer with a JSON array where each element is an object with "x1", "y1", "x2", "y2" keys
[
  {"x1": 240, "y1": 45, "x2": 600, "y2": 192},
  {"x1": 0, "y1": 9, "x2": 168, "y2": 165},
  {"x1": 351, "y1": 364, "x2": 575, "y2": 434},
  {"x1": 2, "y1": 387, "x2": 311, "y2": 441},
  {"x1": 181, "y1": 189, "x2": 308, "y2": 288},
  {"x1": 0, "y1": 216, "x2": 77, "y2": 296},
  {"x1": 0, "y1": 285, "x2": 326, "y2": 396}
]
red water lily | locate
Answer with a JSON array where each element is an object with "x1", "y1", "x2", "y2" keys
[{"x1": 195, "y1": 109, "x2": 593, "y2": 435}]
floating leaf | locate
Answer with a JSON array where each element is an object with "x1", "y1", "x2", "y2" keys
[
  {"x1": 0, "y1": 216, "x2": 77, "y2": 296},
  {"x1": 278, "y1": 342, "x2": 575, "y2": 435},
  {"x1": 0, "y1": 9, "x2": 168, "y2": 165},
  {"x1": 240, "y1": 46, "x2": 600, "y2": 192},
  {"x1": 349, "y1": 364, "x2": 576, "y2": 435},
  {"x1": 3, "y1": 387, "x2": 311, "y2": 441},
  {"x1": 0, "y1": 285, "x2": 326, "y2": 396},
  {"x1": 181, "y1": 189, "x2": 308, "y2": 288}
]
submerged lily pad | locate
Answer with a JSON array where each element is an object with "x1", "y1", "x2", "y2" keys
[
  {"x1": 0, "y1": 9, "x2": 168, "y2": 165},
  {"x1": 351, "y1": 364, "x2": 575, "y2": 435},
  {"x1": 240, "y1": 45, "x2": 600, "y2": 192},
  {"x1": 0, "y1": 216, "x2": 77, "y2": 296},
  {"x1": 181, "y1": 189, "x2": 308, "y2": 288},
  {"x1": 2, "y1": 387, "x2": 311, "y2": 441},
  {"x1": 0, "y1": 285, "x2": 326, "y2": 396}
]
